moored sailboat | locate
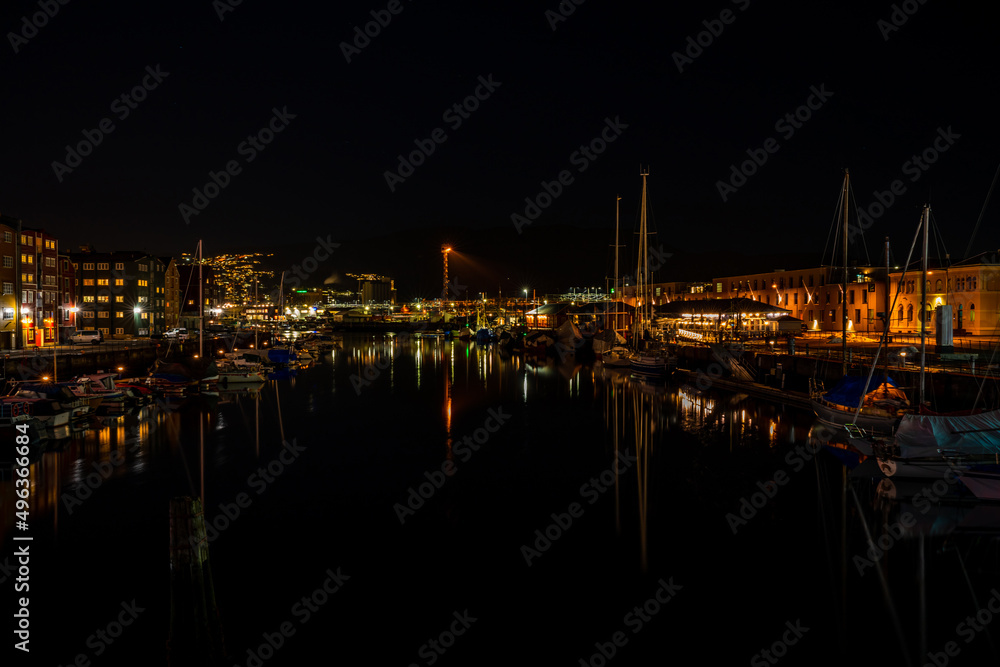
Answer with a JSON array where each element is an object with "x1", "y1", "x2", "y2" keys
[{"x1": 627, "y1": 168, "x2": 676, "y2": 377}]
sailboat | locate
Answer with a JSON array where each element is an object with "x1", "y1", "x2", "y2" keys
[
  {"x1": 847, "y1": 204, "x2": 1000, "y2": 488},
  {"x1": 601, "y1": 195, "x2": 631, "y2": 368},
  {"x1": 810, "y1": 170, "x2": 909, "y2": 432},
  {"x1": 628, "y1": 168, "x2": 676, "y2": 377}
]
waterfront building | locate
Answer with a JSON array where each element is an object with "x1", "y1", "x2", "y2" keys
[
  {"x1": 69, "y1": 249, "x2": 166, "y2": 338},
  {"x1": 163, "y1": 257, "x2": 180, "y2": 329},
  {"x1": 0, "y1": 215, "x2": 19, "y2": 349},
  {"x1": 888, "y1": 252, "x2": 1000, "y2": 337},
  {"x1": 177, "y1": 264, "x2": 221, "y2": 329},
  {"x1": 707, "y1": 265, "x2": 889, "y2": 336},
  {"x1": 21, "y1": 228, "x2": 60, "y2": 346},
  {"x1": 346, "y1": 273, "x2": 396, "y2": 306},
  {"x1": 57, "y1": 254, "x2": 77, "y2": 341}
]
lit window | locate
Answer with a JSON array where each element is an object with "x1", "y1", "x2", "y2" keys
[
  {"x1": 115, "y1": 279, "x2": 124, "y2": 286},
  {"x1": 97, "y1": 279, "x2": 109, "y2": 286}
]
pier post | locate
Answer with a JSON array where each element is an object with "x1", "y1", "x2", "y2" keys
[{"x1": 167, "y1": 497, "x2": 227, "y2": 666}]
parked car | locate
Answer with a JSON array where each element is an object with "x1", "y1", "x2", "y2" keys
[
  {"x1": 71, "y1": 330, "x2": 103, "y2": 345},
  {"x1": 164, "y1": 328, "x2": 190, "y2": 340}
]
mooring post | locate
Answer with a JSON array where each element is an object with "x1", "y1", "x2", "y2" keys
[{"x1": 167, "y1": 497, "x2": 226, "y2": 666}]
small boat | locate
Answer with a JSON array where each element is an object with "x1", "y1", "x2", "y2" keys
[
  {"x1": 602, "y1": 346, "x2": 632, "y2": 368},
  {"x1": 809, "y1": 376, "x2": 908, "y2": 435}
]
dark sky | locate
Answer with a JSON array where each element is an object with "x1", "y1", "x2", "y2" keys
[{"x1": 2, "y1": 0, "x2": 998, "y2": 291}]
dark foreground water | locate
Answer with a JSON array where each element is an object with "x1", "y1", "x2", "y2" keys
[{"x1": 3, "y1": 334, "x2": 999, "y2": 666}]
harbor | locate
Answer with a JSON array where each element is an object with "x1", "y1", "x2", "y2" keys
[{"x1": 3, "y1": 332, "x2": 1000, "y2": 666}]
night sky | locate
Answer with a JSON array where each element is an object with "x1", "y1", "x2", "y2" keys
[{"x1": 2, "y1": 0, "x2": 998, "y2": 294}]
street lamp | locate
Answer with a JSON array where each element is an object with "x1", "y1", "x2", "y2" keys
[{"x1": 523, "y1": 288, "x2": 528, "y2": 325}]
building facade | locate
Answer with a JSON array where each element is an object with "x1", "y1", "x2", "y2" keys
[
  {"x1": 888, "y1": 255, "x2": 1000, "y2": 336},
  {"x1": 70, "y1": 250, "x2": 166, "y2": 338},
  {"x1": 708, "y1": 265, "x2": 889, "y2": 335}
]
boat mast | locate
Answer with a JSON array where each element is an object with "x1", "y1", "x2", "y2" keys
[
  {"x1": 842, "y1": 169, "x2": 849, "y2": 374},
  {"x1": 919, "y1": 204, "x2": 930, "y2": 406},
  {"x1": 198, "y1": 240, "x2": 203, "y2": 360},
  {"x1": 883, "y1": 236, "x2": 890, "y2": 388},
  {"x1": 635, "y1": 167, "x2": 650, "y2": 347},
  {"x1": 614, "y1": 195, "x2": 622, "y2": 339}
]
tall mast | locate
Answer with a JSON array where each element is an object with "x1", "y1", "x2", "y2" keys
[
  {"x1": 634, "y1": 168, "x2": 650, "y2": 347},
  {"x1": 198, "y1": 240, "x2": 203, "y2": 360},
  {"x1": 919, "y1": 204, "x2": 930, "y2": 406},
  {"x1": 842, "y1": 169, "x2": 849, "y2": 374},
  {"x1": 615, "y1": 195, "x2": 622, "y2": 337},
  {"x1": 883, "y1": 236, "x2": 890, "y2": 387}
]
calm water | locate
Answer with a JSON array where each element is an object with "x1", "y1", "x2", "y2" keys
[{"x1": 3, "y1": 334, "x2": 999, "y2": 666}]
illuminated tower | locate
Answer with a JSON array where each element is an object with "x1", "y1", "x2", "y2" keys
[{"x1": 441, "y1": 245, "x2": 451, "y2": 300}]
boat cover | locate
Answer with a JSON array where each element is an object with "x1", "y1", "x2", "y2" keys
[
  {"x1": 896, "y1": 408, "x2": 1000, "y2": 458},
  {"x1": 823, "y1": 376, "x2": 907, "y2": 409}
]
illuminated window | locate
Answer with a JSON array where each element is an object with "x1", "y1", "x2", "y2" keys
[
  {"x1": 83, "y1": 296, "x2": 95, "y2": 302},
  {"x1": 115, "y1": 311, "x2": 124, "y2": 318},
  {"x1": 97, "y1": 295, "x2": 109, "y2": 302},
  {"x1": 83, "y1": 279, "x2": 94, "y2": 286},
  {"x1": 97, "y1": 279, "x2": 109, "y2": 286},
  {"x1": 115, "y1": 296, "x2": 124, "y2": 303},
  {"x1": 115, "y1": 279, "x2": 124, "y2": 286},
  {"x1": 21, "y1": 254, "x2": 33, "y2": 264}
]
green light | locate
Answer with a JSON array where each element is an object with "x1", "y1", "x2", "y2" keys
[{"x1": 296, "y1": 290, "x2": 307, "y2": 293}]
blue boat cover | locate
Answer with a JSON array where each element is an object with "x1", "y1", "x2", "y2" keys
[{"x1": 823, "y1": 375, "x2": 901, "y2": 408}]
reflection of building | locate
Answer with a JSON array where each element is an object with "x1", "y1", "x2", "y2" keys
[
  {"x1": 346, "y1": 274, "x2": 396, "y2": 305},
  {"x1": 889, "y1": 254, "x2": 1000, "y2": 336}
]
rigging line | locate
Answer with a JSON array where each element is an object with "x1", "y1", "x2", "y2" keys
[
  {"x1": 853, "y1": 214, "x2": 924, "y2": 422},
  {"x1": 964, "y1": 158, "x2": 1000, "y2": 260},
  {"x1": 849, "y1": 485, "x2": 913, "y2": 667},
  {"x1": 821, "y1": 186, "x2": 845, "y2": 267},
  {"x1": 847, "y1": 181, "x2": 872, "y2": 266}
]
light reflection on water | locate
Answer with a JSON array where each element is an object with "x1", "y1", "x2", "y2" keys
[{"x1": 2, "y1": 335, "x2": 999, "y2": 665}]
